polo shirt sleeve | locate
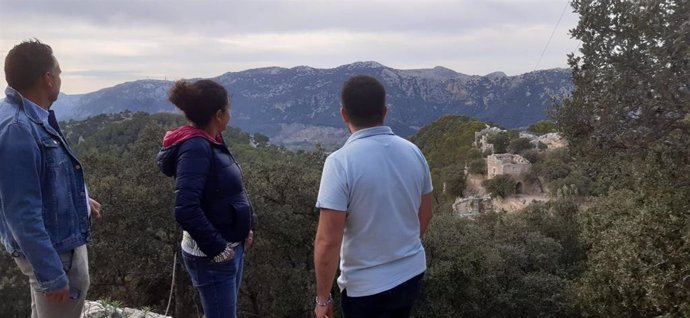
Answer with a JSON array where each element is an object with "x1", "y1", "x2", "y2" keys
[
  {"x1": 315, "y1": 156, "x2": 348, "y2": 212},
  {"x1": 421, "y1": 154, "x2": 433, "y2": 195}
]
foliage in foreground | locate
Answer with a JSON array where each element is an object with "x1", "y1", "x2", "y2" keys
[
  {"x1": 417, "y1": 200, "x2": 583, "y2": 318},
  {"x1": 554, "y1": 0, "x2": 690, "y2": 315}
]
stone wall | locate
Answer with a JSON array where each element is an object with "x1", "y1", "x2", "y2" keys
[
  {"x1": 532, "y1": 132, "x2": 567, "y2": 150},
  {"x1": 473, "y1": 126, "x2": 505, "y2": 154},
  {"x1": 452, "y1": 195, "x2": 494, "y2": 218},
  {"x1": 487, "y1": 154, "x2": 531, "y2": 179}
]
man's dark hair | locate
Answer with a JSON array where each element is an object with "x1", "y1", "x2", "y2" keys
[
  {"x1": 340, "y1": 75, "x2": 386, "y2": 127},
  {"x1": 5, "y1": 39, "x2": 55, "y2": 91}
]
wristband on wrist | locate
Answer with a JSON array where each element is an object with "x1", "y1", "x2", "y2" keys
[
  {"x1": 212, "y1": 243, "x2": 236, "y2": 263},
  {"x1": 315, "y1": 293, "x2": 333, "y2": 307}
]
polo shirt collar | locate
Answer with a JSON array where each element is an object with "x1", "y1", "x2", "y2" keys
[
  {"x1": 345, "y1": 126, "x2": 394, "y2": 145},
  {"x1": 4, "y1": 86, "x2": 49, "y2": 125},
  {"x1": 25, "y1": 98, "x2": 50, "y2": 123}
]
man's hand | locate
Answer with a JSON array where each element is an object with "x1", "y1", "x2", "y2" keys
[
  {"x1": 89, "y1": 198, "x2": 102, "y2": 219},
  {"x1": 45, "y1": 285, "x2": 70, "y2": 302},
  {"x1": 314, "y1": 301, "x2": 334, "y2": 318},
  {"x1": 314, "y1": 209, "x2": 345, "y2": 318}
]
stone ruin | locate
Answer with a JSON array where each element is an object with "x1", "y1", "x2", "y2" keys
[
  {"x1": 452, "y1": 195, "x2": 494, "y2": 218},
  {"x1": 486, "y1": 154, "x2": 531, "y2": 179},
  {"x1": 473, "y1": 126, "x2": 505, "y2": 154}
]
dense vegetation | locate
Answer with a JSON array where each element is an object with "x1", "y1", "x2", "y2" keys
[
  {"x1": 409, "y1": 115, "x2": 487, "y2": 206},
  {"x1": 0, "y1": 111, "x2": 328, "y2": 317},
  {"x1": 0, "y1": 113, "x2": 584, "y2": 318},
  {"x1": 1, "y1": 0, "x2": 688, "y2": 317},
  {"x1": 553, "y1": 0, "x2": 690, "y2": 315}
]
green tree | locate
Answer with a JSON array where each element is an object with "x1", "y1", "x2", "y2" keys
[
  {"x1": 63, "y1": 112, "x2": 328, "y2": 317},
  {"x1": 520, "y1": 149, "x2": 543, "y2": 165},
  {"x1": 411, "y1": 115, "x2": 488, "y2": 171},
  {"x1": 0, "y1": 256, "x2": 31, "y2": 317},
  {"x1": 253, "y1": 133, "x2": 270, "y2": 147},
  {"x1": 239, "y1": 148, "x2": 325, "y2": 318},
  {"x1": 482, "y1": 175, "x2": 517, "y2": 198},
  {"x1": 487, "y1": 131, "x2": 518, "y2": 154},
  {"x1": 508, "y1": 137, "x2": 534, "y2": 154},
  {"x1": 441, "y1": 164, "x2": 467, "y2": 197},
  {"x1": 531, "y1": 148, "x2": 589, "y2": 195},
  {"x1": 81, "y1": 124, "x2": 200, "y2": 317},
  {"x1": 467, "y1": 158, "x2": 487, "y2": 175},
  {"x1": 417, "y1": 200, "x2": 582, "y2": 317},
  {"x1": 527, "y1": 120, "x2": 557, "y2": 135},
  {"x1": 411, "y1": 116, "x2": 489, "y2": 206},
  {"x1": 553, "y1": 0, "x2": 690, "y2": 315}
]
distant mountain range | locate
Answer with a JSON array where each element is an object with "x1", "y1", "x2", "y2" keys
[{"x1": 51, "y1": 61, "x2": 572, "y2": 146}]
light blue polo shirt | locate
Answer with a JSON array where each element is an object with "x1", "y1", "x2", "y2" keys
[{"x1": 316, "y1": 126, "x2": 433, "y2": 297}]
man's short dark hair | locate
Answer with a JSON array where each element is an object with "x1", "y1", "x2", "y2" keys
[
  {"x1": 341, "y1": 75, "x2": 386, "y2": 127},
  {"x1": 4, "y1": 39, "x2": 55, "y2": 91}
]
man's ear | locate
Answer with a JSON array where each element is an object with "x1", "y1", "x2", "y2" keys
[
  {"x1": 43, "y1": 72, "x2": 55, "y2": 89},
  {"x1": 340, "y1": 106, "x2": 349, "y2": 124}
]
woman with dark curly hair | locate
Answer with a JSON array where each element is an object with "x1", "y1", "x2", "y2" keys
[{"x1": 156, "y1": 79, "x2": 254, "y2": 318}]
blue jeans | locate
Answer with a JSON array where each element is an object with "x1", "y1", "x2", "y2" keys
[
  {"x1": 342, "y1": 272, "x2": 424, "y2": 318},
  {"x1": 182, "y1": 244, "x2": 244, "y2": 318}
]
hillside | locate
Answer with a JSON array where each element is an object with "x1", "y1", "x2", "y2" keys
[
  {"x1": 1, "y1": 113, "x2": 583, "y2": 317},
  {"x1": 51, "y1": 62, "x2": 572, "y2": 147}
]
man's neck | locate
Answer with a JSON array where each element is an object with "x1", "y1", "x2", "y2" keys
[
  {"x1": 348, "y1": 123, "x2": 383, "y2": 134},
  {"x1": 20, "y1": 89, "x2": 52, "y2": 110}
]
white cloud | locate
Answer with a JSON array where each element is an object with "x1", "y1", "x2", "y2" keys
[{"x1": 0, "y1": 0, "x2": 580, "y2": 94}]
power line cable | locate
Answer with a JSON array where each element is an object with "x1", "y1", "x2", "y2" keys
[{"x1": 534, "y1": 0, "x2": 571, "y2": 71}]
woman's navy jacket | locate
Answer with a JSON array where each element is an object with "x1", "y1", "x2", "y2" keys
[{"x1": 157, "y1": 126, "x2": 253, "y2": 258}]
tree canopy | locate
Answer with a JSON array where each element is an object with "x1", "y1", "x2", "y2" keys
[{"x1": 554, "y1": 0, "x2": 690, "y2": 315}]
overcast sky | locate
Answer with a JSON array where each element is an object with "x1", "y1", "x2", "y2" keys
[{"x1": 0, "y1": 0, "x2": 580, "y2": 94}]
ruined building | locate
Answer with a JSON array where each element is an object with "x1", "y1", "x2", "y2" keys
[
  {"x1": 487, "y1": 154, "x2": 531, "y2": 179},
  {"x1": 473, "y1": 126, "x2": 505, "y2": 154},
  {"x1": 452, "y1": 196, "x2": 494, "y2": 218}
]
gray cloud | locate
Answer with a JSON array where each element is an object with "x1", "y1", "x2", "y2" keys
[
  {"x1": 1, "y1": 0, "x2": 578, "y2": 34},
  {"x1": 0, "y1": 0, "x2": 580, "y2": 93}
]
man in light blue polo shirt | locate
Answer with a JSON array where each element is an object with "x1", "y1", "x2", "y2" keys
[{"x1": 314, "y1": 75, "x2": 433, "y2": 318}]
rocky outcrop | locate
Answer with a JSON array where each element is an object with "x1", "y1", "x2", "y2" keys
[{"x1": 82, "y1": 300, "x2": 171, "y2": 318}]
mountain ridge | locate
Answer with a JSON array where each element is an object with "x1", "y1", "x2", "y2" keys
[{"x1": 52, "y1": 62, "x2": 572, "y2": 146}]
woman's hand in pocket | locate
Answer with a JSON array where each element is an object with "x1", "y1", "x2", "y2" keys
[{"x1": 245, "y1": 230, "x2": 254, "y2": 250}]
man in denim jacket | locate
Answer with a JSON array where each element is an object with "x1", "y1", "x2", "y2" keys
[{"x1": 0, "y1": 39, "x2": 101, "y2": 318}]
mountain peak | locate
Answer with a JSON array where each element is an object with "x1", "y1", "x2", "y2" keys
[
  {"x1": 432, "y1": 66, "x2": 457, "y2": 73},
  {"x1": 245, "y1": 66, "x2": 286, "y2": 75},
  {"x1": 110, "y1": 79, "x2": 170, "y2": 89},
  {"x1": 290, "y1": 65, "x2": 319, "y2": 75},
  {"x1": 344, "y1": 61, "x2": 385, "y2": 69},
  {"x1": 485, "y1": 71, "x2": 507, "y2": 79},
  {"x1": 399, "y1": 66, "x2": 466, "y2": 81}
]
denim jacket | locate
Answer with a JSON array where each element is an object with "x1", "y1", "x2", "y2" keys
[{"x1": 0, "y1": 87, "x2": 90, "y2": 293}]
